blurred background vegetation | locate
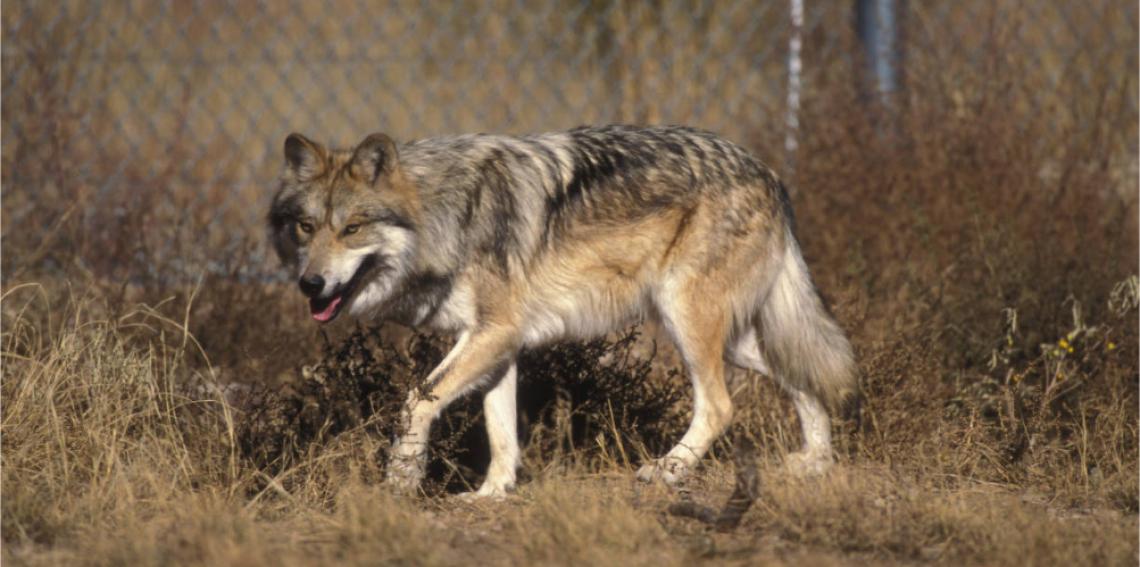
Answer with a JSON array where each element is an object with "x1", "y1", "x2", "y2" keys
[
  {"x1": 2, "y1": 2, "x2": 1137, "y2": 564},
  {"x1": 2, "y1": 1, "x2": 1134, "y2": 282}
]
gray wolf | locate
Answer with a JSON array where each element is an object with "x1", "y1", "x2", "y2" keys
[{"x1": 268, "y1": 124, "x2": 856, "y2": 497}]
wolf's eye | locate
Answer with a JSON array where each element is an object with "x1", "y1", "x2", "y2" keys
[
  {"x1": 343, "y1": 224, "x2": 360, "y2": 236},
  {"x1": 298, "y1": 221, "x2": 314, "y2": 234}
]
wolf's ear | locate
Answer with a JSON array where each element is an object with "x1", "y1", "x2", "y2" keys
[
  {"x1": 284, "y1": 133, "x2": 326, "y2": 181},
  {"x1": 350, "y1": 133, "x2": 399, "y2": 185}
]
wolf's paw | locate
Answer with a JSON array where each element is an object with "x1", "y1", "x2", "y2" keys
[
  {"x1": 636, "y1": 457, "x2": 690, "y2": 486},
  {"x1": 783, "y1": 450, "x2": 833, "y2": 478},
  {"x1": 385, "y1": 456, "x2": 425, "y2": 495},
  {"x1": 456, "y1": 480, "x2": 515, "y2": 502}
]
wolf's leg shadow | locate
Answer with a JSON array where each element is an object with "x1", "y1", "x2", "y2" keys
[{"x1": 667, "y1": 433, "x2": 760, "y2": 531}]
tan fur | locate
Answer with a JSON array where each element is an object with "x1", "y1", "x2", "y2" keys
[{"x1": 269, "y1": 125, "x2": 857, "y2": 494}]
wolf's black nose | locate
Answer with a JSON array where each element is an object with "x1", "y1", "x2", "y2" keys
[{"x1": 299, "y1": 274, "x2": 325, "y2": 297}]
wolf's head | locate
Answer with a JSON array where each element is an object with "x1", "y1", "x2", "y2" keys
[{"x1": 268, "y1": 133, "x2": 420, "y2": 323}]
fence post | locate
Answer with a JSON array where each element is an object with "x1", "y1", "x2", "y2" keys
[
  {"x1": 784, "y1": 0, "x2": 804, "y2": 186},
  {"x1": 855, "y1": 0, "x2": 900, "y2": 101}
]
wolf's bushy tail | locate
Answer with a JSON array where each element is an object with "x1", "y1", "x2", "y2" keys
[{"x1": 758, "y1": 236, "x2": 856, "y2": 411}]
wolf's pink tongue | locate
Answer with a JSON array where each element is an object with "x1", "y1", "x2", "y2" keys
[{"x1": 311, "y1": 295, "x2": 342, "y2": 322}]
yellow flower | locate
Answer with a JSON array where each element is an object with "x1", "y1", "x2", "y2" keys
[
  {"x1": 1058, "y1": 338, "x2": 1070, "y2": 349},
  {"x1": 1107, "y1": 342, "x2": 1116, "y2": 351}
]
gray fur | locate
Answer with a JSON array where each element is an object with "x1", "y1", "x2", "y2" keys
[{"x1": 268, "y1": 124, "x2": 857, "y2": 494}]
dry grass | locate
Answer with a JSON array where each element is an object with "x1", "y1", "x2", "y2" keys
[{"x1": 3, "y1": 4, "x2": 1138, "y2": 565}]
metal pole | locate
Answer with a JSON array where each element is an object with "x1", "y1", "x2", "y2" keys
[
  {"x1": 785, "y1": 0, "x2": 804, "y2": 182},
  {"x1": 856, "y1": 0, "x2": 899, "y2": 100}
]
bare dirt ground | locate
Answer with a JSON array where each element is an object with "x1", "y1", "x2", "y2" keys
[{"x1": 5, "y1": 462, "x2": 1134, "y2": 566}]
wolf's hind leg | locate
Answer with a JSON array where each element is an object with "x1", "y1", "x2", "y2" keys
[
  {"x1": 637, "y1": 286, "x2": 733, "y2": 485},
  {"x1": 471, "y1": 362, "x2": 519, "y2": 498},
  {"x1": 783, "y1": 389, "x2": 834, "y2": 476},
  {"x1": 726, "y1": 326, "x2": 833, "y2": 477},
  {"x1": 725, "y1": 326, "x2": 770, "y2": 376}
]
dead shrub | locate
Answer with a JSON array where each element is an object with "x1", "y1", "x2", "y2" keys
[{"x1": 233, "y1": 325, "x2": 688, "y2": 495}]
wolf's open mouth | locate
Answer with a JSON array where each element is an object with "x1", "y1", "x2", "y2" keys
[
  {"x1": 308, "y1": 254, "x2": 381, "y2": 323},
  {"x1": 309, "y1": 294, "x2": 343, "y2": 322}
]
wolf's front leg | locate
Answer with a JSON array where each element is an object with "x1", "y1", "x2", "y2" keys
[
  {"x1": 387, "y1": 388, "x2": 431, "y2": 493},
  {"x1": 471, "y1": 362, "x2": 519, "y2": 498},
  {"x1": 386, "y1": 328, "x2": 519, "y2": 494}
]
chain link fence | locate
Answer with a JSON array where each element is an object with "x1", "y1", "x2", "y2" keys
[{"x1": 2, "y1": 1, "x2": 1136, "y2": 279}]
